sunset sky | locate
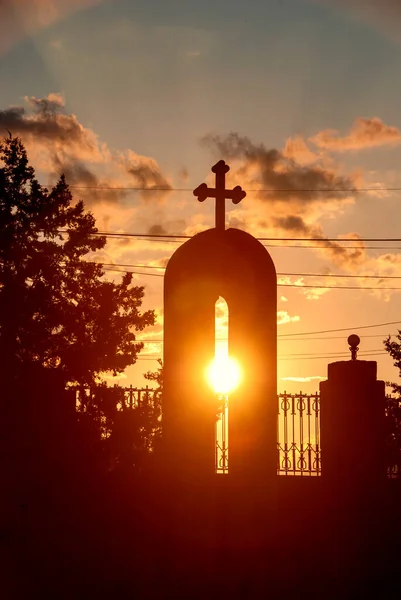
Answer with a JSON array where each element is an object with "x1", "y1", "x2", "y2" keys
[{"x1": 2, "y1": 0, "x2": 401, "y2": 391}]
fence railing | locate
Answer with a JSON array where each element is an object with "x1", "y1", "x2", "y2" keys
[
  {"x1": 277, "y1": 392, "x2": 321, "y2": 476},
  {"x1": 214, "y1": 391, "x2": 321, "y2": 476},
  {"x1": 79, "y1": 387, "x2": 399, "y2": 478}
]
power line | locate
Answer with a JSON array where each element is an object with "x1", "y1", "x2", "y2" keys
[
  {"x1": 278, "y1": 333, "x2": 397, "y2": 341},
  {"x1": 137, "y1": 351, "x2": 389, "y2": 361},
  {"x1": 279, "y1": 348, "x2": 384, "y2": 357},
  {"x1": 279, "y1": 351, "x2": 388, "y2": 361},
  {"x1": 279, "y1": 272, "x2": 401, "y2": 280},
  {"x1": 137, "y1": 332, "x2": 398, "y2": 343},
  {"x1": 58, "y1": 229, "x2": 401, "y2": 243},
  {"x1": 64, "y1": 185, "x2": 401, "y2": 193},
  {"x1": 259, "y1": 237, "x2": 401, "y2": 243},
  {"x1": 278, "y1": 320, "x2": 401, "y2": 337},
  {"x1": 101, "y1": 268, "x2": 401, "y2": 290},
  {"x1": 135, "y1": 323, "x2": 400, "y2": 344},
  {"x1": 280, "y1": 284, "x2": 401, "y2": 290},
  {"x1": 264, "y1": 244, "x2": 401, "y2": 250},
  {"x1": 98, "y1": 262, "x2": 401, "y2": 280},
  {"x1": 101, "y1": 262, "x2": 165, "y2": 270}
]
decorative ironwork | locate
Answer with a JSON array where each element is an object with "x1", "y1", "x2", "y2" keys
[
  {"x1": 76, "y1": 387, "x2": 401, "y2": 478},
  {"x1": 214, "y1": 391, "x2": 321, "y2": 476},
  {"x1": 276, "y1": 392, "x2": 321, "y2": 476},
  {"x1": 215, "y1": 393, "x2": 229, "y2": 474}
]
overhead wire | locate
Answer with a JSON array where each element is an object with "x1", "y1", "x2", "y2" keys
[
  {"x1": 133, "y1": 321, "x2": 401, "y2": 345},
  {"x1": 100, "y1": 266, "x2": 401, "y2": 290},
  {"x1": 57, "y1": 228, "x2": 401, "y2": 244},
  {"x1": 64, "y1": 185, "x2": 401, "y2": 193},
  {"x1": 278, "y1": 320, "x2": 401, "y2": 337},
  {"x1": 98, "y1": 262, "x2": 401, "y2": 280}
]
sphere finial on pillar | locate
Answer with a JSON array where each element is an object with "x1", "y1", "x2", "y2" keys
[{"x1": 347, "y1": 334, "x2": 360, "y2": 361}]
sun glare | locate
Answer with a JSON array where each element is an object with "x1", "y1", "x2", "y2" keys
[{"x1": 206, "y1": 354, "x2": 242, "y2": 395}]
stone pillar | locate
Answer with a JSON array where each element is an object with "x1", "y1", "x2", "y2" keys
[{"x1": 319, "y1": 335, "x2": 386, "y2": 501}]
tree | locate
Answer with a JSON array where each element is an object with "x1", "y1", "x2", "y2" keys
[
  {"x1": 0, "y1": 135, "x2": 155, "y2": 392},
  {"x1": 144, "y1": 358, "x2": 163, "y2": 391},
  {"x1": 384, "y1": 333, "x2": 401, "y2": 473}
]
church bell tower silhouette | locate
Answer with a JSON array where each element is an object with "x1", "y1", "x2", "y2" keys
[{"x1": 163, "y1": 161, "x2": 277, "y2": 489}]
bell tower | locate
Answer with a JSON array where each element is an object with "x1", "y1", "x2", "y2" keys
[{"x1": 163, "y1": 161, "x2": 277, "y2": 487}]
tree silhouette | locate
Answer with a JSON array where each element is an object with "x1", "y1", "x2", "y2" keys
[
  {"x1": 384, "y1": 333, "x2": 401, "y2": 473},
  {"x1": 144, "y1": 358, "x2": 163, "y2": 391},
  {"x1": 0, "y1": 136, "x2": 155, "y2": 392},
  {"x1": 0, "y1": 135, "x2": 158, "y2": 491}
]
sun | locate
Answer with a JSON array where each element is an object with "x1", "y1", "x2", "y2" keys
[{"x1": 206, "y1": 354, "x2": 242, "y2": 395}]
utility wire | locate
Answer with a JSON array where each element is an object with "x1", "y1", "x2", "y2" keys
[
  {"x1": 278, "y1": 320, "x2": 401, "y2": 337},
  {"x1": 279, "y1": 352, "x2": 388, "y2": 361},
  {"x1": 64, "y1": 185, "x2": 401, "y2": 193},
  {"x1": 57, "y1": 229, "x2": 401, "y2": 243},
  {"x1": 280, "y1": 348, "x2": 384, "y2": 357},
  {"x1": 136, "y1": 351, "x2": 389, "y2": 361},
  {"x1": 100, "y1": 267, "x2": 401, "y2": 289},
  {"x1": 135, "y1": 332, "x2": 398, "y2": 343},
  {"x1": 98, "y1": 262, "x2": 401, "y2": 280},
  {"x1": 134, "y1": 323, "x2": 400, "y2": 344}
]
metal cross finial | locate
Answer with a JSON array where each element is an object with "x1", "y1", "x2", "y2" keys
[{"x1": 193, "y1": 160, "x2": 246, "y2": 231}]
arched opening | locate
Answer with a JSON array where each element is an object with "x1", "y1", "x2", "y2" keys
[
  {"x1": 215, "y1": 296, "x2": 229, "y2": 474},
  {"x1": 207, "y1": 297, "x2": 241, "y2": 473}
]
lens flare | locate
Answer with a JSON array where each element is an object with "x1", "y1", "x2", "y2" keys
[{"x1": 206, "y1": 354, "x2": 242, "y2": 395}]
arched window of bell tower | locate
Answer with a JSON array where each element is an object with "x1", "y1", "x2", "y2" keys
[
  {"x1": 214, "y1": 296, "x2": 229, "y2": 474},
  {"x1": 215, "y1": 296, "x2": 229, "y2": 366}
]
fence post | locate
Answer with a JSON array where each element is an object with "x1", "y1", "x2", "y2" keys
[{"x1": 319, "y1": 335, "x2": 386, "y2": 503}]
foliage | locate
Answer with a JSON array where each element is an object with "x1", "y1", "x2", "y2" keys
[
  {"x1": 144, "y1": 358, "x2": 163, "y2": 391},
  {"x1": 76, "y1": 383, "x2": 162, "y2": 471},
  {"x1": 0, "y1": 136, "x2": 155, "y2": 389},
  {"x1": 384, "y1": 333, "x2": 401, "y2": 470}
]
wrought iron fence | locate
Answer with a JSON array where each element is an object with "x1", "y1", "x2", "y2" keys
[
  {"x1": 277, "y1": 392, "x2": 321, "y2": 477},
  {"x1": 79, "y1": 387, "x2": 399, "y2": 478},
  {"x1": 214, "y1": 391, "x2": 321, "y2": 476},
  {"x1": 215, "y1": 394, "x2": 229, "y2": 474}
]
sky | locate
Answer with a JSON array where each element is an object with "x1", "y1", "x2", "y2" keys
[{"x1": 2, "y1": 0, "x2": 401, "y2": 391}]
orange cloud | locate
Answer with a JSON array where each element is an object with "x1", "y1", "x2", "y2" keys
[
  {"x1": 202, "y1": 132, "x2": 357, "y2": 207},
  {"x1": 0, "y1": 94, "x2": 172, "y2": 206},
  {"x1": 283, "y1": 136, "x2": 320, "y2": 165},
  {"x1": 277, "y1": 311, "x2": 300, "y2": 326},
  {"x1": 311, "y1": 118, "x2": 401, "y2": 151},
  {"x1": 281, "y1": 376, "x2": 325, "y2": 383},
  {"x1": 0, "y1": 93, "x2": 106, "y2": 162},
  {"x1": 202, "y1": 131, "x2": 367, "y2": 270}
]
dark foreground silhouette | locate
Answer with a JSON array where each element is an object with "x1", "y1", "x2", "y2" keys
[{"x1": 1, "y1": 385, "x2": 401, "y2": 600}]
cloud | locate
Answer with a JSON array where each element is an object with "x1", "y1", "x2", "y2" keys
[
  {"x1": 272, "y1": 215, "x2": 367, "y2": 268},
  {"x1": 0, "y1": 94, "x2": 105, "y2": 162},
  {"x1": 281, "y1": 376, "x2": 325, "y2": 383},
  {"x1": 0, "y1": 0, "x2": 104, "y2": 56},
  {"x1": 277, "y1": 311, "x2": 300, "y2": 326},
  {"x1": 146, "y1": 219, "x2": 186, "y2": 236},
  {"x1": 123, "y1": 150, "x2": 172, "y2": 202},
  {"x1": 148, "y1": 224, "x2": 168, "y2": 236},
  {"x1": 283, "y1": 136, "x2": 320, "y2": 165},
  {"x1": 202, "y1": 131, "x2": 371, "y2": 270},
  {"x1": 202, "y1": 132, "x2": 355, "y2": 204},
  {"x1": 51, "y1": 156, "x2": 128, "y2": 206},
  {"x1": 0, "y1": 94, "x2": 172, "y2": 206},
  {"x1": 311, "y1": 118, "x2": 401, "y2": 152}
]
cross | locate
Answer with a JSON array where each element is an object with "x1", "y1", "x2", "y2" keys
[{"x1": 193, "y1": 160, "x2": 246, "y2": 232}]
